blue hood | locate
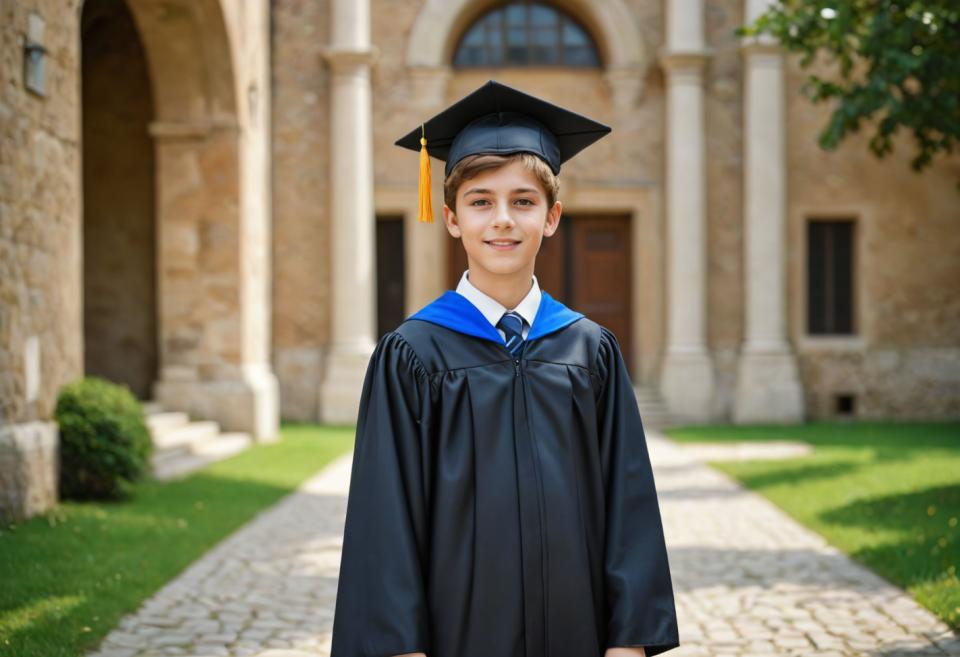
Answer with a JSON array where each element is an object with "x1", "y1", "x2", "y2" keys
[{"x1": 406, "y1": 290, "x2": 584, "y2": 345}]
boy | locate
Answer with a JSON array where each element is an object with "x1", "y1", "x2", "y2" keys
[{"x1": 331, "y1": 80, "x2": 679, "y2": 657}]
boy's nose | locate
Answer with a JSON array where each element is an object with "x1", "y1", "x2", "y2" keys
[{"x1": 491, "y1": 201, "x2": 515, "y2": 227}]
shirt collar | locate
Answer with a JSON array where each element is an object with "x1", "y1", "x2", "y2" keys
[{"x1": 455, "y1": 269, "x2": 542, "y2": 329}]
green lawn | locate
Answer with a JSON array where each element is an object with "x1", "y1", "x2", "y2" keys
[
  {"x1": 0, "y1": 423, "x2": 355, "y2": 657},
  {"x1": 664, "y1": 421, "x2": 960, "y2": 631}
]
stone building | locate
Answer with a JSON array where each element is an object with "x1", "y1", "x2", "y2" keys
[{"x1": 2, "y1": 0, "x2": 958, "y2": 519}]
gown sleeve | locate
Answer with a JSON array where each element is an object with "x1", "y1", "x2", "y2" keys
[
  {"x1": 330, "y1": 330, "x2": 433, "y2": 657},
  {"x1": 596, "y1": 326, "x2": 680, "y2": 656}
]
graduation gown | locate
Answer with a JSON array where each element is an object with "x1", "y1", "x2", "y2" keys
[{"x1": 330, "y1": 290, "x2": 679, "y2": 657}]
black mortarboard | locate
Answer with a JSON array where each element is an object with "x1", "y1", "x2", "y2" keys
[{"x1": 395, "y1": 80, "x2": 611, "y2": 223}]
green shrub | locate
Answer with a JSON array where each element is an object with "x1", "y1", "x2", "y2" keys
[{"x1": 54, "y1": 376, "x2": 153, "y2": 500}]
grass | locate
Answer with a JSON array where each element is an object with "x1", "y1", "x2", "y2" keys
[
  {"x1": 663, "y1": 420, "x2": 960, "y2": 631},
  {"x1": 0, "y1": 422, "x2": 355, "y2": 657}
]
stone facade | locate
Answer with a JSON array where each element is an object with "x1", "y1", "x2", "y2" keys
[
  {"x1": 1, "y1": 0, "x2": 278, "y2": 520},
  {"x1": 1, "y1": 0, "x2": 958, "y2": 518},
  {"x1": 270, "y1": 0, "x2": 959, "y2": 424},
  {"x1": 1, "y1": 0, "x2": 84, "y2": 430}
]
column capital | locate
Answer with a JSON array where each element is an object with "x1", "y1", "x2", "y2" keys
[
  {"x1": 322, "y1": 46, "x2": 379, "y2": 73},
  {"x1": 657, "y1": 49, "x2": 712, "y2": 74},
  {"x1": 739, "y1": 35, "x2": 783, "y2": 57}
]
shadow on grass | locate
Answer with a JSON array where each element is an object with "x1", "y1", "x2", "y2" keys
[
  {"x1": 818, "y1": 484, "x2": 960, "y2": 617},
  {"x1": 728, "y1": 459, "x2": 864, "y2": 490},
  {"x1": 665, "y1": 420, "x2": 959, "y2": 452},
  {"x1": 0, "y1": 473, "x2": 301, "y2": 656},
  {"x1": 0, "y1": 426, "x2": 355, "y2": 657}
]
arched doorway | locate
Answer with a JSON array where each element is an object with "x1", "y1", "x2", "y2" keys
[
  {"x1": 77, "y1": 0, "x2": 278, "y2": 438},
  {"x1": 81, "y1": 0, "x2": 157, "y2": 399}
]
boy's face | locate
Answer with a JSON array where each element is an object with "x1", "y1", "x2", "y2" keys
[{"x1": 442, "y1": 159, "x2": 561, "y2": 280}]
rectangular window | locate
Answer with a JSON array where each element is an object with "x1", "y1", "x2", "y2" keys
[{"x1": 807, "y1": 219, "x2": 855, "y2": 335}]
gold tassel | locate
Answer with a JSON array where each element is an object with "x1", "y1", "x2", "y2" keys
[{"x1": 418, "y1": 125, "x2": 434, "y2": 223}]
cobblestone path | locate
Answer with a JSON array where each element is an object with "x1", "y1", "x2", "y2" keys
[{"x1": 88, "y1": 430, "x2": 959, "y2": 657}]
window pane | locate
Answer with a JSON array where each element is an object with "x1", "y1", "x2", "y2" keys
[
  {"x1": 530, "y1": 4, "x2": 558, "y2": 27},
  {"x1": 562, "y1": 20, "x2": 588, "y2": 47},
  {"x1": 484, "y1": 8, "x2": 503, "y2": 29},
  {"x1": 462, "y1": 25, "x2": 484, "y2": 47},
  {"x1": 487, "y1": 22, "x2": 502, "y2": 48},
  {"x1": 833, "y1": 223, "x2": 854, "y2": 333},
  {"x1": 506, "y1": 25, "x2": 527, "y2": 47},
  {"x1": 567, "y1": 46, "x2": 599, "y2": 66},
  {"x1": 807, "y1": 222, "x2": 827, "y2": 334},
  {"x1": 454, "y1": 46, "x2": 484, "y2": 67},
  {"x1": 532, "y1": 27, "x2": 558, "y2": 64},
  {"x1": 807, "y1": 220, "x2": 855, "y2": 335},
  {"x1": 505, "y1": 4, "x2": 526, "y2": 26}
]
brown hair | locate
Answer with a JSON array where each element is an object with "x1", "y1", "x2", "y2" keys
[{"x1": 443, "y1": 152, "x2": 560, "y2": 211}]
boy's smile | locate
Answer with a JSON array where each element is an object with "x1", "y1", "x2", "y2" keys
[{"x1": 443, "y1": 159, "x2": 561, "y2": 308}]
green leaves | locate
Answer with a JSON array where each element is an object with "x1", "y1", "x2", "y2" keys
[{"x1": 738, "y1": 0, "x2": 960, "y2": 188}]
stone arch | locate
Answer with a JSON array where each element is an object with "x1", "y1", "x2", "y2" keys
[
  {"x1": 406, "y1": 0, "x2": 648, "y2": 73},
  {"x1": 80, "y1": 0, "x2": 239, "y2": 123},
  {"x1": 78, "y1": 0, "x2": 277, "y2": 438}
]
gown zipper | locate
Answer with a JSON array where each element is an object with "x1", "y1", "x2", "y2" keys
[{"x1": 508, "y1": 343, "x2": 547, "y2": 656}]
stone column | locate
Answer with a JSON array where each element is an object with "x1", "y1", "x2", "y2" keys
[
  {"x1": 658, "y1": 0, "x2": 715, "y2": 423},
  {"x1": 319, "y1": 0, "x2": 378, "y2": 423},
  {"x1": 733, "y1": 0, "x2": 804, "y2": 422}
]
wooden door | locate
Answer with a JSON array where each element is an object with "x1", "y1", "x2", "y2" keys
[
  {"x1": 446, "y1": 214, "x2": 633, "y2": 372},
  {"x1": 569, "y1": 216, "x2": 632, "y2": 371}
]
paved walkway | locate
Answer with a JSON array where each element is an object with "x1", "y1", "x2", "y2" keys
[{"x1": 88, "y1": 430, "x2": 960, "y2": 657}]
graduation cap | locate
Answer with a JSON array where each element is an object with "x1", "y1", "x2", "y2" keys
[{"x1": 395, "y1": 80, "x2": 611, "y2": 223}]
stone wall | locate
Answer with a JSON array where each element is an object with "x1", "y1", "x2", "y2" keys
[
  {"x1": 0, "y1": 0, "x2": 84, "y2": 428},
  {"x1": 0, "y1": 0, "x2": 84, "y2": 519},
  {"x1": 270, "y1": 0, "x2": 332, "y2": 421},
  {"x1": 784, "y1": 52, "x2": 960, "y2": 419},
  {"x1": 702, "y1": 0, "x2": 746, "y2": 416}
]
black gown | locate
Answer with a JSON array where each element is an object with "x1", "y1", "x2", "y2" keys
[{"x1": 330, "y1": 290, "x2": 679, "y2": 657}]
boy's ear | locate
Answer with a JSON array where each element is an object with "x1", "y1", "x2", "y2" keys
[
  {"x1": 442, "y1": 203, "x2": 462, "y2": 238},
  {"x1": 543, "y1": 200, "x2": 562, "y2": 238}
]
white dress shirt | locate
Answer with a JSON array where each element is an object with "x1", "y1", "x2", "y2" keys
[{"x1": 455, "y1": 269, "x2": 541, "y2": 341}]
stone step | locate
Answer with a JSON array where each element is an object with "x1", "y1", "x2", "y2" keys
[
  {"x1": 151, "y1": 433, "x2": 253, "y2": 481},
  {"x1": 633, "y1": 385, "x2": 676, "y2": 429},
  {"x1": 145, "y1": 411, "x2": 190, "y2": 435},
  {"x1": 152, "y1": 420, "x2": 220, "y2": 453},
  {"x1": 141, "y1": 400, "x2": 255, "y2": 481}
]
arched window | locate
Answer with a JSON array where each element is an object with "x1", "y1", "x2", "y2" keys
[{"x1": 453, "y1": 2, "x2": 601, "y2": 68}]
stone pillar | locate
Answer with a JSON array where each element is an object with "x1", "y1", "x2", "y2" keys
[
  {"x1": 319, "y1": 0, "x2": 378, "y2": 424},
  {"x1": 733, "y1": 1, "x2": 804, "y2": 422},
  {"x1": 150, "y1": 120, "x2": 279, "y2": 441},
  {"x1": 658, "y1": 0, "x2": 715, "y2": 423}
]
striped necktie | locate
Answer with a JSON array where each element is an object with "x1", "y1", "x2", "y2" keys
[{"x1": 497, "y1": 310, "x2": 525, "y2": 358}]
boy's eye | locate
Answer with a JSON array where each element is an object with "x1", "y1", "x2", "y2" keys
[
  {"x1": 470, "y1": 199, "x2": 491, "y2": 206},
  {"x1": 515, "y1": 198, "x2": 535, "y2": 206}
]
